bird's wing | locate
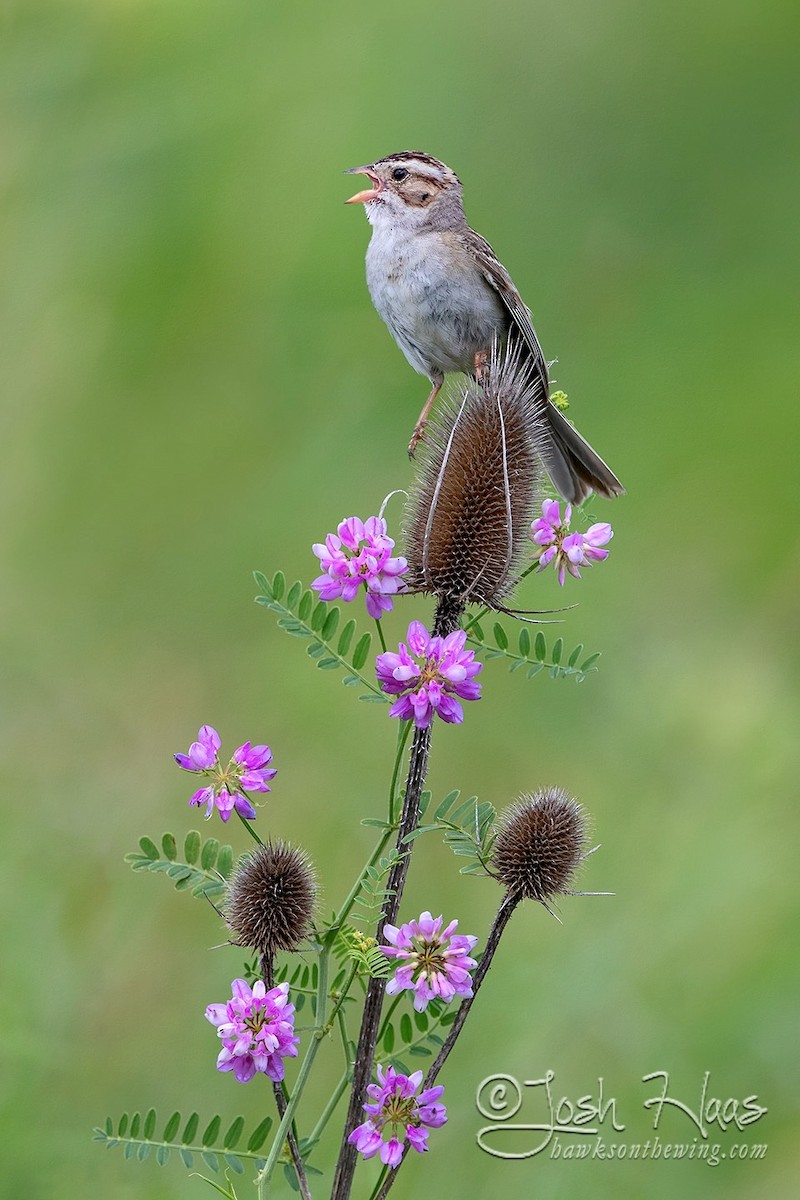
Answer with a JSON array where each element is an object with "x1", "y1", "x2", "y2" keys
[{"x1": 461, "y1": 229, "x2": 551, "y2": 391}]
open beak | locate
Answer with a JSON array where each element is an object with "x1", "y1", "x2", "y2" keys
[{"x1": 344, "y1": 165, "x2": 381, "y2": 205}]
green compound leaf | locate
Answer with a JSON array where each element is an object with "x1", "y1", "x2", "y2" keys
[
  {"x1": 254, "y1": 573, "x2": 387, "y2": 702},
  {"x1": 125, "y1": 834, "x2": 231, "y2": 901},
  {"x1": 466, "y1": 624, "x2": 600, "y2": 685}
]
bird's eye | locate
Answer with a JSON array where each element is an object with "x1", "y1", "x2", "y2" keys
[{"x1": 391, "y1": 167, "x2": 408, "y2": 181}]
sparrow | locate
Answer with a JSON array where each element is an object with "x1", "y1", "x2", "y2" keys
[{"x1": 345, "y1": 150, "x2": 623, "y2": 503}]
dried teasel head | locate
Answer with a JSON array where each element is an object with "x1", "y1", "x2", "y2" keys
[
  {"x1": 491, "y1": 788, "x2": 589, "y2": 909},
  {"x1": 225, "y1": 841, "x2": 317, "y2": 957},
  {"x1": 405, "y1": 340, "x2": 550, "y2": 622}
]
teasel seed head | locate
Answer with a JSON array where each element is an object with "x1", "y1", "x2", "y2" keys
[
  {"x1": 225, "y1": 841, "x2": 317, "y2": 957},
  {"x1": 491, "y1": 787, "x2": 589, "y2": 906},
  {"x1": 405, "y1": 340, "x2": 549, "y2": 615}
]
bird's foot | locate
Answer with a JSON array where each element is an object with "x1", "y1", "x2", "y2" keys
[
  {"x1": 408, "y1": 422, "x2": 427, "y2": 458},
  {"x1": 474, "y1": 349, "x2": 490, "y2": 385}
]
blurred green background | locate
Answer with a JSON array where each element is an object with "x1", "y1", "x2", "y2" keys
[{"x1": 2, "y1": 0, "x2": 798, "y2": 1197}]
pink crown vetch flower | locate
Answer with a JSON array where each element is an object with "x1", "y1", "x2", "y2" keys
[
  {"x1": 380, "y1": 910, "x2": 478, "y2": 1012},
  {"x1": 375, "y1": 620, "x2": 482, "y2": 728},
  {"x1": 312, "y1": 515, "x2": 408, "y2": 620},
  {"x1": 348, "y1": 1064, "x2": 447, "y2": 1167},
  {"x1": 530, "y1": 499, "x2": 613, "y2": 585},
  {"x1": 174, "y1": 724, "x2": 277, "y2": 823},
  {"x1": 205, "y1": 978, "x2": 298, "y2": 1083}
]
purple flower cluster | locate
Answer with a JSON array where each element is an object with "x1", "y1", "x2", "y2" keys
[
  {"x1": 205, "y1": 978, "x2": 298, "y2": 1084},
  {"x1": 381, "y1": 911, "x2": 478, "y2": 1012},
  {"x1": 312, "y1": 515, "x2": 408, "y2": 620},
  {"x1": 348, "y1": 1064, "x2": 447, "y2": 1168},
  {"x1": 174, "y1": 724, "x2": 276, "y2": 823},
  {"x1": 530, "y1": 500, "x2": 613, "y2": 586},
  {"x1": 376, "y1": 621, "x2": 483, "y2": 728}
]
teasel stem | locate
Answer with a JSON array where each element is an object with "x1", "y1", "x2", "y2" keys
[
  {"x1": 330, "y1": 597, "x2": 463, "y2": 1200},
  {"x1": 371, "y1": 892, "x2": 520, "y2": 1200},
  {"x1": 261, "y1": 954, "x2": 313, "y2": 1200}
]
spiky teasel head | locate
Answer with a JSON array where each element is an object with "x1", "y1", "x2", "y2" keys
[
  {"x1": 225, "y1": 841, "x2": 317, "y2": 957},
  {"x1": 405, "y1": 340, "x2": 549, "y2": 625},
  {"x1": 491, "y1": 787, "x2": 589, "y2": 908}
]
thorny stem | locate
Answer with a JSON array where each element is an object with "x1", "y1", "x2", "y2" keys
[
  {"x1": 261, "y1": 956, "x2": 313, "y2": 1200},
  {"x1": 329, "y1": 598, "x2": 462, "y2": 1200},
  {"x1": 371, "y1": 892, "x2": 520, "y2": 1200}
]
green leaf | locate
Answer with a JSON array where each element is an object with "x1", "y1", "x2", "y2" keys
[
  {"x1": 246, "y1": 1116, "x2": 273, "y2": 1153},
  {"x1": 552, "y1": 637, "x2": 564, "y2": 665},
  {"x1": 223, "y1": 1116, "x2": 245, "y2": 1150},
  {"x1": 307, "y1": 641, "x2": 326, "y2": 658},
  {"x1": 144, "y1": 1108, "x2": 156, "y2": 1139},
  {"x1": 138, "y1": 836, "x2": 159, "y2": 861},
  {"x1": 580, "y1": 652, "x2": 601, "y2": 672},
  {"x1": 527, "y1": 662, "x2": 544, "y2": 678},
  {"x1": 317, "y1": 656, "x2": 340, "y2": 670},
  {"x1": 224, "y1": 1155, "x2": 245, "y2": 1175},
  {"x1": 337, "y1": 619, "x2": 356, "y2": 656},
  {"x1": 217, "y1": 845, "x2": 233, "y2": 878},
  {"x1": 568, "y1": 642, "x2": 584, "y2": 668},
  {"x1": 183, "y1": 1112, "x2": 199, "y2": 1144},
  {"x1": 361, "y1": 817, "x2": 391, "y2": 829},
  {"x1": 400, "y1": 1013, "x2": 413, "y2": 1044},
  {"x1": 473, "y1": 619, "x2": 485, "y2": 640},
  {"x1": 434, "y1": 790, "x2": 461, "y2": 820},
  {"x1": 163, "y1": 1111, "x2": 181, "y2": 1142},
  {"x1": 179, "y1": 1147, "x2": 193, "y2": 1168},
  {"x1": 137, "y1": 1142, "x2": 152, "y2": 1162},
  {"x1": 534, "y1": 631, "x2": 547, "y2": 661},
  {"x1": 298, "y1": 590, "x2": 313, "y2": 621},
  {"x1": 156, "y1": 1145, "x2": 170, "y2": 1167},
  {"x1": 202, "y1": 1115, "x2": 221, "y2": 1148},
  {"x1": 383, "y1": 1023, "x2": 395, "y2": 1053},
  {"x1": 272, "y1": 571, "x2": 285, "y2": 600},
  {"x1": 311, "y1": 600, "x2": 327, "y2": 631},
  {"x1": 253, "y1": 569, "x2": 271, "y2": 595},
  {"x1": 286, "y1": 580, "x2": 302, "y2": 610},
  {"x1": 184, "y1": 831, "x2": 200, "y2": 864},
  {"x1": 118, "y1": 1113, "x2": 129, "y2": 1136},
  {"x1": 201, "y1": 838, "x2": 219, "y2": 870},
  {"x1": 493, "y1": 622, "x2": 508, "y2": 650},
  {"x1": 322, "y1": 607, "x2": 340, "y2": 640},
  {"x1": 161, "y1": 834, "x2": 177, "y2": 862},
  {"x1": 518, "y1": 627, "x2": 531, "y2": 657},
  {"x1": 352, "y1": 632, "x2": 372, "y2": 670},
  {"x1": 201, "y1": 1151, "x2": 220, "y2": 1172},
  {"x1": 130, "y1": 1113, "x2": 141, "y2": 1138}
]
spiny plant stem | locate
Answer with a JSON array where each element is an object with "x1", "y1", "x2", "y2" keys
[
  {"x1": 329, "y1": 598, "x2": 462, "y2": 1200},
  {"x1": 371, "y1": 892, "x2": 520, "y2": 1200}
]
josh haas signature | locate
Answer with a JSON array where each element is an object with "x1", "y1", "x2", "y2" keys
[{"x1": 476, "y1": 1070, "x2": 767, "y2": 1159}]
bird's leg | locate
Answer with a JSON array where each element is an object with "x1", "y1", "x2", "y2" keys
[
  {"x1": 408, "y1": 375, "x2": 443, "y2": 458},
  {"x1": 474, "y1": 349, "x2": 490, "y2": 384}
]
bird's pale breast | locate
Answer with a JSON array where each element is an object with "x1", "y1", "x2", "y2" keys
[{"x1": 365, "y1": 226, "x2": 507, "y2": 379}]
